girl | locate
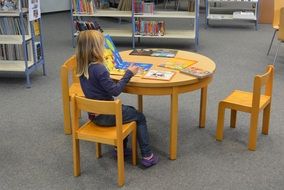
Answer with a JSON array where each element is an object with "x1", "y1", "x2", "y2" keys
[{"x1": 76, "y1": 30, "x2": 158, "y2": 168}]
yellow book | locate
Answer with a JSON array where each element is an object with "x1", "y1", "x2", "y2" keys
[
  {"x1": 33, "y1": 20, "x2": 40, "y2": 36},
  {"x1": 158, "y1": 57, "x2": 197, "y2": 71}
]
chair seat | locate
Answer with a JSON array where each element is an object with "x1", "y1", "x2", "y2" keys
[
  {"x1": 69, "y1": 83, "x2": 84, "y2": 97},
  {"x1": 222, "y1": 90, "x2": 271, "y2": 112},
  {"x1": 77, "y1": 121, "x2": 136, "y2": 145}
]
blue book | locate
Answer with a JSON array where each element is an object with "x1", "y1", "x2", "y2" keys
[{"x1": 104, "y1": 34, "x2": 153, "y2": 76}]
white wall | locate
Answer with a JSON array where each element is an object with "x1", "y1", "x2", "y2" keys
[{"x1": 41, "y1": 0, "x2": 70, "y2": 13}]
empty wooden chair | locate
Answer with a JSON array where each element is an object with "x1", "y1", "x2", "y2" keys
[
  {"x1": 216, "y1": 65, "x2": 274, "y2": 151},
  {"x1": 273, "y1": 7, "x2": 284, "y2": 64},
  {"x1": 71, "y1": 95, "x2": 137, "y2": 187},
  {"x1": 61, "y1": 55, "x2": 84, "y2": 134},
  {"x1": 267, "y1": 0, "x2": 284, "y2": 55}
]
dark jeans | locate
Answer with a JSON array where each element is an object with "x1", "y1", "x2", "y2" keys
[{"x1": 93, "y1": 105, "x2": 152, "y2": 157}]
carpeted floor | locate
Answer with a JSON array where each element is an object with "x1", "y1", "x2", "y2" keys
[{"x1": 0, "y1": 10, "x2": 283, "y2": 190}]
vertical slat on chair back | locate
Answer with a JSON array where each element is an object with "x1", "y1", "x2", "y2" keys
[
  {"x1": 252, "y1": 65, "x2": 274, "y2": 110},
  {"x1": 72, "y1": 95, "x2": 123, "y2": 136},
  {"x1": 63, "y1": 55, "x2": 79, "y2": 83},
  {"x1": 278, "y1": 7, "x2": 284, "y2": 41},
  {"x1": 273, "y1": 0, "x2": 284, "y2": 27}
]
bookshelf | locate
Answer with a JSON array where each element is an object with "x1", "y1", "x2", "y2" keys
[
  {"x1": 205, "y1": 0, "x2": 259, "y2": 30},
  {"x1": 70, "y1": 0, "x2": 200, "y2": 50},
  {"x1": 70, "y1": 0, "x2": 133, "y2": 47},
  {"x1": 132, "y1": 0, "x2": 200, "y2": 50},
  {"x1": 0, "y1": 0, "x2": 46, "y2": 88}
]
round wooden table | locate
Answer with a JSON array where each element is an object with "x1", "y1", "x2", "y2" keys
[{"x1": 111, "y1": 50, "x2": 216, "y2": 160}]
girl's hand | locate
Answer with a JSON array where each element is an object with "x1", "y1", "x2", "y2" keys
[{"x1": 128, "y1": 64, "x2": 139, "y2": 75}]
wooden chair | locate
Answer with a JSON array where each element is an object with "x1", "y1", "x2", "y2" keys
[
  {"x1": 71, "y1": 95, "x2": 137, "y2": 187},
  {"x1": 267, "y1": 0, "x2": 284, "y2": 55},
  {"x1": 273, "y1": 7, "x2": 284, "y2": 64},
  {"x1": 61, "y1": 55, "x2": 84, "y2": 134},
  {"x1": 216, "y1": 65, "x2": 274, "y2": 151}
]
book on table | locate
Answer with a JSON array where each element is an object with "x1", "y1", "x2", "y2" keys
[
  {"x1": 143, "y1": 69, "x2": 175, "y2": 81},
  {"x1": 104, "y1": 34, "x2": 152, "y2": 76},
  {"x1": 180, "y1": 66, "x2": 212, "y2": 79},
  {"x1": 129, "y1": 49, "x2": 178, "y2": 58},
  {"x1": 158, "y1": 57, "x2": 197, "y2": 71}
]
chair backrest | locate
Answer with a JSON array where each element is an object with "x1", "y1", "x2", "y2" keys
[
  {"x1": 278, "y1": 7, "x2": 284, "y2": 40},
  {"x1": 71, "y1": 95, "x2": 123, "y2": 137},
  {"x1": 252, "y1": 65, "x2": 274, "y2": 110},
  {"x1": 61, "y1": 55, "x2": 79, "y2": 84},
  {"x1": 273, "y1": 0, "x2": 284, "y2": 27}
]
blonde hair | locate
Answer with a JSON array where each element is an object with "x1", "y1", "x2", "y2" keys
[{"x1": 76, "y1": 30, "x2": 104, "y2": 79}]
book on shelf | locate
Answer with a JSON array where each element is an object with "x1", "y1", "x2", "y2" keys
[
  {"x1": 143, "y1": 69, "x2": 175, "y2": 81},
  {"x1": 180, "y1": 66, "x2": 213, "y2": 79},
  {"x1": 129, "y1": 49, "x2": 177, "y2": 58},
  {"x1": 33, "y1": 19, "x2": 40, "y2": 36},
  {"x1": 135, "y1": 19, "x2": 165, "y2": 36},
  {"x1": 159, "y1": 58, "x2": 197, "y2": 70},
  {"x1": 34, "y1": 41, "x2": 41, "y2": 62},
  {"x1": 72, "y1": 0, "x2": 96, "y2": 14},
  {"x1": 134, "y1": 0, "x2": 154, "y2": 15},
  {"x1": 104, "y1": 34, "x2": 152, "y2": 76}
]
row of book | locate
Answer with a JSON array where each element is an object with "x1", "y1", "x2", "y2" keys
[
  {"x1": 0, "y1": 0, "x2": 28, "y2": 11},
  {"x1": 74, "y1": 20, "x2": 103, "y2": 32},
  {"x1": 134, "y1": 0, "x2": 155, "y2": 14},
  {"x1": 135, "y1": 20, "x2": 165, "y2": 36},
  {"x1": 0, "y1": 17, "x2": 28, "y2": 35},
  {"x1": 72, "y1": 0, "x2": 111, "y2": 14}
]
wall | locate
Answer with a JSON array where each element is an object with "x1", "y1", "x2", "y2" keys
[{"x1": 41, "y1": 0, "x2": 70, "y2": 13}]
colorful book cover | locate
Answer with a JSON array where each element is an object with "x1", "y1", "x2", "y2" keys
[
  {"x1": 180, "y1": 67, "x2": 212, "y2": 79},
  {"x1": 129, "y1": 49, "x2": 177, "y2": 58},
  {"x1": 159, "y1": 58, "x2": 197, "y2": 71},
  {"x1": 104, "y1": 34, "x2": 152, "y2": 76},
  {"x1": 143, "y1": 69, "x2": 175, "y2": 81}
]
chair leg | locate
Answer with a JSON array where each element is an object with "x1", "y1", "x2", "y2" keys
[
  {"x1": 273, "y1": 41, "x2": 281, "y2": 65},
  {"x1": 132, "y1": 127, "x2": 137, "y2": 166},
  {"x1": 267, "y1": 29, "x2": 277, "y2": 56},
  {"x1": 230, "y1": 110, "x2": 237, "y2": 128},
  {"x1": 216, "y1": 102, "x2": 226, "y2": 141},
  {"x1": 63, "y1": 99, "x2": 71, "y2": 135},
  {"x1": 73, "y1": 138, "x2": 81, "y2": 176},
  {"x1": 262, "y1": 103, "x2": 271, "y2": 135},
  {"x1": 117, "y1": 142, "x2": 125, "y2": 187},
  {"x1": 248, "y1": 112, "x2": 259, "y2": 151},
  {"x1": 96, "y1": 143, "x2": 102, "y2": 159}
]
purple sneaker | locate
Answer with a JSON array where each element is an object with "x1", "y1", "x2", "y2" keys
[
  {"x1": 141, "y1": 153, "x2": 158, "y2": 168},
  {"x1": 112, "y1": 147, "x2": 132, "y2": 158}
]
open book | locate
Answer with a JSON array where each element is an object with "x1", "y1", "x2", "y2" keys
[
  {"x1": 143, "y1": 70, "x2": 175, "y2": 81},
  {"x1": 129, "y1": 49, "x2": 178, "y2": 58},
  {"x1": 104, "y1": 35, "x2": 152, "y2": 76}
]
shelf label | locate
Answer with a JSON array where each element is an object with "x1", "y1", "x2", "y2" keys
[{"x1": 29, "y1": 0, "x2": 41, "y2": 21}]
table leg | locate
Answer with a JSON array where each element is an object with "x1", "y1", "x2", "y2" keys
[
  {"x1": 170, "y1": 90, "x2": 178, "y2": 160},
  {"x1": 138, "y1": 95, "x2": 143, "y2": 113},
  {"x1": 199, "y1": 86, "x2": 208, "y2": 128}
]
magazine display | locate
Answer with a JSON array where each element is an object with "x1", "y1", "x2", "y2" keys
[
  {"x1": 104, "y1": 35, "x2": 152, "y2": 76},
  {"x1": 180, "y1": 66, "x2": 212, "y2": 79},
  {"x1": 143, "y1": 69, "x2": 175, "y2": 81},
  {"x1": 159, "y1": 58, "x2": 197, "y2": 70}
]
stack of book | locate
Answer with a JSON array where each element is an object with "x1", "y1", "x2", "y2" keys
[{"x1": 135, "y1": 20, "x2": 165, "y2": 36}]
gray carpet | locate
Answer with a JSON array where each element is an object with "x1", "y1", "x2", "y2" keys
[{"x1": 0, "y1": 11, "x2": 283, "y2": 190}]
